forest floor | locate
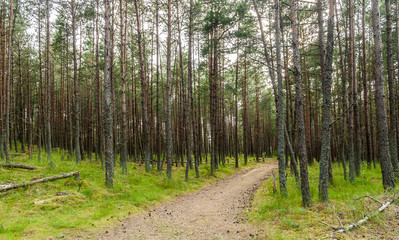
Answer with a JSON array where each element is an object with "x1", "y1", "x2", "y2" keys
[
  {"x1": 250, "y1": 163, "x2": 399, "y2": 240},
  {"x1": 0, "y1": 146, "x2": 273, "y2": 240},
  {"x1": 94, "y1": 161, "x2": 278, "y2": 240}
]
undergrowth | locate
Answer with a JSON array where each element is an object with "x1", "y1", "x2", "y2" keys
[
  {"x1": 0, "y1": 145, "x2": 270, "y2": 239},
  {"x1": 249, "y1": 163, "x2": 399, "y2": 239}
]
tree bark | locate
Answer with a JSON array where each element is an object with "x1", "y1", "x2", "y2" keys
[
  {"x1": 166, "y1": 0, "x2": 173, "y2": 179},
  {"x1": 0, "y1": 171, "x2": 80, "y2": 192},
  {"x1": 46, "y1": 0, "x2": 53, "y2": 167},
  {"x1": 319, "y1": 0, "x2": 335, "y2": 202},
  {"x1": 290, "y1": 0, "x2": 312, "y2": 207},
  {"x1": 72, "y1": 0, "x2": 81, "y2": 165},
  {"x1": 386, "y1": 0, "x2": 399, "y2": 177},
  {"x1": 252, "y1": 0, "x2": 289, "y2": 194},
  {"x1": 275, "y1": 0, "x2": 288, "y2": 196},
  {"x1": 120, "y1": 0, "x2": 128, "y2": 174},
  {"x1": 134, "y1": 0, "x2": 150, "y2": 172},
  {"x1": 371, "y1": 0, "x2": 396, "y2": 189},
  {"x1": 104, "y1": 0, "x2": 114, "y2": 188}
]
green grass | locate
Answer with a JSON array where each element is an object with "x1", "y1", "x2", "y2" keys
[
  {"x1": 249, "y1": 163, "x2": 399, "y2": 239},
  {"x1": 0, "y1": 146, "x2": 271, "y2": 239}
]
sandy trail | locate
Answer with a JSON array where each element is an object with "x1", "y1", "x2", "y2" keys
[{"x1": 97, "y1": 161, "x2": 277, "y2": 240}]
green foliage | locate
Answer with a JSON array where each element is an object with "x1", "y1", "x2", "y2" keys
[
  {"x1": 249, "y1": 163, "x2": 398, "y2": 239},
  {"x1": 0, "y1": 147, "x2": 265, "y2": 239}
]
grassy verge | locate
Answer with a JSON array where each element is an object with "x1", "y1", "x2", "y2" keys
[
  {"x1": 0, "y1": 147, "x2": 272, "y2": 240},
  {"x1": 249, "y1": 163, "x2": 399, "y2": 239}
]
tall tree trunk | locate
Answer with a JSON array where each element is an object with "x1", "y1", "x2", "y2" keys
[
  {"x1": 95, "y1": 0, "x2": 103, "y2": 169},
  {"x1": 46, "y1": 0, "x2": 53, "y2": 167},
  {"x1": 134, "y1": 0, "x2": 150, "y2": 172},
  {"x1": 188, "y1": 0, "x2": 199, "y2": 178},
  {"x1": 120, "y1": 0, "x2": 128, "y2": 174},
  {"x1": 37, "y1": 4, "x2": 43, "y2": 163},
  {"x1": 4, "y1": 0, "x2": 13, "y2": 163},
  {"x1": 275, "y1": 0, "x2": 288, "y2": 196},
  {"x1": 363, "y1": 0, "x2": 372, "y2": 168},
  {"x1": 371, "y1": 0, "x2": 396, "y2": 189},
  {"x1": 72, "y1": 0, "x2": 81, "y2": 164},
  {"x1": 252, "y1": 0, "x2": 289, "y2": 193},
  {"x1": 234, "y1": 38, "x2": 239, "y2": 169},
  {"x1": 348, "y1": 0, "x2": 356, "y2": 182},
  {"x1": 156, "y1": 0, "x2": 161, "y2": 172},
  {"x1": 319, "y1": 0, "x2": 335, "y2": 203},
  {"x1": 166, "y1": 0, "x2": 173, "y2": 179},
  {"x1": 104, "y1": 0, "x2": 114, "y2": 188},
  {"x1": 290, "y1": 0, "x2": 312, "y2": 207},
  {"x1": 335, "y1": 4, "x2": 347, "y2": 179},
  {"x1": 386, "y1": 0, "x2": 399, "y2": 177}
]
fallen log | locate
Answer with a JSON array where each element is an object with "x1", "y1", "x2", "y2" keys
[
  {"x1": 0, "y1": 171, "x2": 80, "y2": 192},
  {"x1": 0, "y1": 163, "x2": 42, "y2": 170},
  {"x1": 330, "y1": 197, "x2": 396, "y2": 238}
]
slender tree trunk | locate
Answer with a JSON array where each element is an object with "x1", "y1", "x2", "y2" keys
[
  {"x1": 156, "y1": 0, "x2": 161, "y2": 172},
  {"x1": 46, "y1": 0, "x2": 53, "y2": 167},
  {"x1": 234, "y1": 39, "x2": 239, "y2": 169},
  {"x1": 4, "y1": 0, "x2": 13, "y2": 163},
  {"x1": 290, "y1": 0, "x2": 312, "y2": 207},
  {"x1": 95, "y1": 0, "x2": 103, "y2": 169},
  {"x1": 134, "y1": 0, "x2": 150, "y2": 172},
  {"x1": 37, "y1": 4, "x2": 43, "y2": 163},
  {"x1": 275, "y1": 0, "x2": 287, "y2": 196},
  {"x1": 71, "y1": 0, "x2": 81, "y2": 164},
  {"x1": 166, "y1": 0, "x2": 173, "y2": 179},
  {"x1": 371, "y1": 0, "x2": 396, "y2": 189},
  {"x1": 253, "y1": 0, "x2": 289, "y2": 193},
  {"x1": 27, "y1": 50, "x2": 32, "y2": 159},
  {"x1": 120, "y1": 0, "x2": 128, "y2": 173},
  {"x1": 319, "y1": 0, "x2": 335, "y2": 203},
  {"x1": 188, "y1": 0, "x2": 199, "y2": 178},
  {"x1": 386, "y1": 0, "x2": 399, "y2": 177},
  {"x1": 363, "y1": 0, "x2": 372, "y2": 168},
  {"x1": 347, "y1": 0, "x2": 356, "y2": 182},
  {"x1": 104, "y1": 0, "x2": 114, "y2": 188}
]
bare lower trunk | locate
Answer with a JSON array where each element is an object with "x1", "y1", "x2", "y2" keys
[
  {"x1": 166, "y1": 0, "x2": 173, "y2": 179},
  {"x1": 319, "y1": 0, "x2": 335, "y2": 202},
  {"x1": 371, "y1": 0, "x2": 396, "y2": 189},
  {"x1": 104, "y1": 0, "x2": 114, "y2": 188},
  {"x1": 290, "y1": 0, "x2": 312, "y2": 207}
]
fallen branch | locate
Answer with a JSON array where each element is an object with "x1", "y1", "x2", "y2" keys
[
  {"x1": 330, "y1": 198, "x2": 396, "y2": 238},
  {"x1": 355, "y1": 194, "x2": 383, "y2": 205},
  {"x1": 319, "y1": 220, "x2": 339, "y2": 230},
  {"x1": 33, "y1": 193, "x2": 75, "y2": 204},
  {"x1": 0, "y1": 171, "x2": 80, "y2": 192},
  {"x1": 0, "y1": 163, "x2": 42, "y2": 170}
]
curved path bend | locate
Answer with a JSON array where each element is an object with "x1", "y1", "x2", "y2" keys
[{"x1": 97, "y1": 161, "x2": 277, "y2": 240}]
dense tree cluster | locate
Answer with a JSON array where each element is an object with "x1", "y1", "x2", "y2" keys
[{"x1": 0, "y1": 0, "x2": 397, "y2": 205}]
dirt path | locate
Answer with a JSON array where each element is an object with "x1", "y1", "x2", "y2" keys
[{"x1": 97, "y1": 162, "x2": 277, "y2": 240}]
